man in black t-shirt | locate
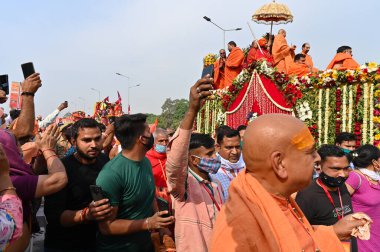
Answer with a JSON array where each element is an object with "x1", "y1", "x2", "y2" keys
[
  {"x1": 296, "y1": 144, "x2": 357, "y2": 251},
  {"x1": 44, "y1": 118, "x2": 113, "y2": 252}
]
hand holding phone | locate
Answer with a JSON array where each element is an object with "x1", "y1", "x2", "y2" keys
[
  {"x1": 90, "y1": 185, "x2": 106, "y2": 201},
  {"x1": 157, "y1": 197, "x2": 171, "y2": 218}
]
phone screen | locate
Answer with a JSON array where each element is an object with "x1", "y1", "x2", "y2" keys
[
  {"x1": 21, "y1": 62, "x2": 35, "y2": 79},
  {"x1": 0, "y1": 75, "x2": 9, "y2": 95}
]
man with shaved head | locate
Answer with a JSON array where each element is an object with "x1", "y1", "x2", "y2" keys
[
  {"x1": 211, "y1": 114, "x2": 367, "y2": 251},
  {"x1": 272, "y1": 29, "x2": 296, "y2": 73}
]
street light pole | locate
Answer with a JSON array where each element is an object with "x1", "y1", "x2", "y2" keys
[
  {"x1": 90, "y1": 88, "x2": 100, "y2": 101},
  {"x1": 116, "y1": 73, "x2": 142, "y2": 114},
  {"x1": 128, "y1": 84, "x2": 141, "y2": 114},
  {"x1": 203, "y1": 16, "x2": 242, "y2": 50}
]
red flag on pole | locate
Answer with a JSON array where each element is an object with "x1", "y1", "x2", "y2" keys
[
  {"x1": 128, "y1": 105, "x2": 131, "y2": 114},
  {"x1": 116, "y1": 91, "x2": 122, "y2": 105},
  {"x1": 103, "y1": 96, "x2": 109, "y2": 103}
]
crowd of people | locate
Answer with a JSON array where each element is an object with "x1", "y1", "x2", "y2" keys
[
  {"x1": 0, "y1": 64, "x2": 377, "y2": 251},
  {"x1": 213, "y1": 29, "x2": 360, "y2": 89}
]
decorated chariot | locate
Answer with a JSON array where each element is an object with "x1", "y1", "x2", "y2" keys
[{"x1": 197, "y1": 55, "x2": 380, "y2": 147}]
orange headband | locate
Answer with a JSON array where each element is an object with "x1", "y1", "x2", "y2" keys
[{"x1": 291, "y1": 127, "x2": 315, "y2": 151}]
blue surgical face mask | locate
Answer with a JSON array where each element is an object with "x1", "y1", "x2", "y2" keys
[
  {"x1": 154, "y1": 144, "x2": 167, "y2": 154},
  {"x1": 192, "y1": 155, "x2": 221, "y2": 174}
]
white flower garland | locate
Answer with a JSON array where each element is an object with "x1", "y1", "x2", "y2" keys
[
  {"x1": 342, "y1": 85, "x2": 347, "y2": 131},
  {"x1": 297, "y1": 101, "x2": 312, "y2": 121},
  {"x1": 197, "y1": 110, "x2": 202, "y2": 132},
  {"x1": 318, "y1": 89, "x2": 323, "y2": 143},
  {"x1": 324, "y1": 88, "x2": 330, "y2": 144},
  {"x1": 205, "y1": 100, "x2": 210, "y2": 133},
  {"x1": 370, "y1": 83, "x2": 374, "y2": 144},
  {"x1": 363, "y1": 83, "x2": 369, "y2": 143},
  {"x1": 348, "y1": 85, "x2": 353, "y2": 132}
]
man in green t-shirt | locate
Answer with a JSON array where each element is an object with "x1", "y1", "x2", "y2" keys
[{"x1": 96, "y1": 113, "x2": 174, "y2": 252}]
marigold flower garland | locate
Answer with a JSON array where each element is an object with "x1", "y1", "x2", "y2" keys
[
  {"x1": 362, "y1": 83, "x2": 369, "y2": 143},
  {"x1": 370, "y1": 83, "x2": 374, "y2": 144},
  {"x1": 324, "y1": 88, "x2": 330, "y2": 144},
  {"x1": 342, "y1": 85, "x2": 347, "y2": 131},
  {"x1": 318, "y1": 89, "x2": 323, "y2": 142},
  {"x1": 348, "y1": 85, "x2": 354, "y2": 132}
]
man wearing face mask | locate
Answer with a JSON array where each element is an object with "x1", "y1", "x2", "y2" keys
[
  {"x1": 211, "y1": 127, "x2": 245, "y2": 202},
  {"x1": 166, "y1": 75, "x2": 224, "y2": 252},
  {"x1": 146, "y1": 128, "x2": 169, "y2": 189},
  {"x1": 296, "y1": 145, "x2": 357, "y2": 251},
  {"x1": 336, "y1": 132, "x2": 357, "y2": 154},
  {"x1": 96, "y1": 114, "x2": 174, "y2": 251}
]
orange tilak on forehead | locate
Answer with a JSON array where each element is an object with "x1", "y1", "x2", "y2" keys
[{"x1": 291, "y1": 127, "x2": 315, "y2": 151}]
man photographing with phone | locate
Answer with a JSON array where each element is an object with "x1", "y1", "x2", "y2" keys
[{"x1": 44, "y1": 118, "x2": 112, "y2": 252}]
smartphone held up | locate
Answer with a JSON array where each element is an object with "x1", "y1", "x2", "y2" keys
[{"x1": 21, "y1": 62, "x2": 35, "y2": 79}]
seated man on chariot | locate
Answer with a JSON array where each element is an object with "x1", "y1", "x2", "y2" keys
[
  {"x1": 326, "y1": 46, "x2": 359, "y2": 70},
  {"x1": 288, "y1": 53, "x2": 317, "y2": 77}
]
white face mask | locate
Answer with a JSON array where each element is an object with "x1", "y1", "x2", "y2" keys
[
  {"x1": 359, "y1": 168, "x2": 380, "y2": 181},
  {"x1": 218, "y1": 153, "x2": 245, "y2": 171}
]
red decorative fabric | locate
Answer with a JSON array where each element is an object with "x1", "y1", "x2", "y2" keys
[{"x1": 227, "y1": 72, "x2": 292, "y2": 129}]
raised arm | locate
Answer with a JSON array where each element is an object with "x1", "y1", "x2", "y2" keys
[
  {"x1": 166, "y1": 76, "x2": 214, "y2": 200},
  {"x1": 11, "y1": 73, "x2": 42, "y2": 139},
  {"x1": 34, "y1": 124, "x2": 68, "y2": 198},
  {"x1": 38, "y1": 101, "x2": 68, "y2": 128},
  {"x1": 102, "y1": 123, "x2": 115, "y2": 149}
]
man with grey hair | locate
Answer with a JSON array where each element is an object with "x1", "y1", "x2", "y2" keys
[{"x1": 146, "y1": 128, "x2": 170, "y2": 193}]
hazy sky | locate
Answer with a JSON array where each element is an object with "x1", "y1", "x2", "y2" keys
[{"x1": 1, "y1": 0, "x2": 379, "y2": 116}]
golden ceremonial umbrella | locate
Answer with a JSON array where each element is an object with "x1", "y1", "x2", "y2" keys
[{"x1": 252, "y1": 0, "x2": 293, "y2": 35}]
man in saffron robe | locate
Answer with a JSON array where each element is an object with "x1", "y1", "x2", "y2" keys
[
  {"x1": 213, "y1": 49, "x2": 226, "y2": 89},
  {"x1": 326, "y1": 46, "x2": 360, "y2": 70},
  {"x1": 211, "y1": 114, "x2": 368, "y2": 252},
  {"x1": 272, "y1": 29, "x2": 296, "y2": 74},
  {"x1": 246, "y1": 40, "x2": 258, "y2": 65},
  {"x1": 288, "y1": 54, "x2": 314, "y2": 77},
  {"x1": 224, "y1": 41, "x2": 245, "y2": 88},
  {"x1": 301, "y1": 43, "x2": 315, "y2": 69}
]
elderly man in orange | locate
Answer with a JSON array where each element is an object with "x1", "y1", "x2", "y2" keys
[
  {"x1": 211, "y1": 114, "x2": 368, "y2": 252},
  {"x1": 246, "y1": 40, "x2": 258, "y2": 65},
  {"x1": 224, "y1": 41, "x2": 245, "y2": 88},
  {"x1": 272, "y1": 29, "x2": 296, "y2": 74},
  {"x1": 326, "y1": 46, "x2": 360, "y2": 70},
  {"x1": 213, "y1": 49, "x2": 226, "y2": 89},
  {"x1": 288, "y1": 54, "x2": 316, "y2": 77}
]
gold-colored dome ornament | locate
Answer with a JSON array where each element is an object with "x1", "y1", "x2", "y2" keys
[{"x1": 252, "y1": 0, "x2": 293, "y2": 34}]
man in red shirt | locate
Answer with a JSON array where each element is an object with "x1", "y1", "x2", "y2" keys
[{"x1": 146, "y1": 128, "x2": 170, "y2": 199}]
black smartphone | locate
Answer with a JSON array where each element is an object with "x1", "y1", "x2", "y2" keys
[
  {"x1": 21, "y1": 62, "x2": 35, "y2": 79},
  {"x1": 0, "y1": 75, "x2": 9, "y2": 95},
  {"x1": 89, "y1": 185, "x2": 106, "y2": 201},
  {"x1": 157, "y1": 197, "x2": 171, "y2": 218},
  {"x1": 201, "y1": 65, "x2": 214, "y2": 78}
]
